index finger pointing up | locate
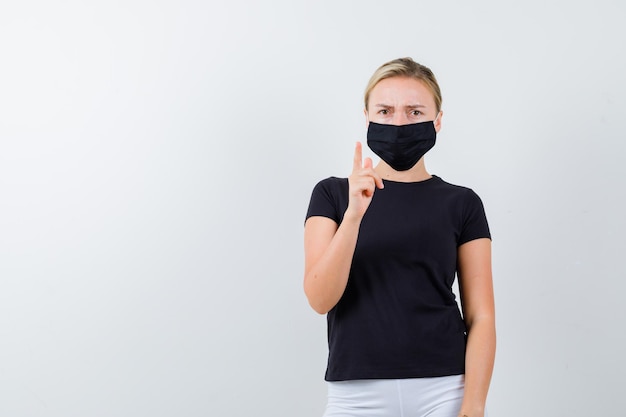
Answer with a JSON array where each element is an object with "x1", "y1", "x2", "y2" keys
[{"x1": 353, "y1": 141, "x2": 363, "y2": 172}]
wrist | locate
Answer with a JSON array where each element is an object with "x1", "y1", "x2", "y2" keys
[
  {"x1": 342, "y1": 208, "x2": 364, "y2": 224},
  {"x1": 458, "y1": 406, "x2": 485, "y2": 417}
]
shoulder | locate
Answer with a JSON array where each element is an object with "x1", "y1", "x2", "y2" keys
[
  {"x1": 311, "y1": 176, "x2": 349, "y2": 196},
  {"x1": 432, "y1": 175, "x2": 473, "y2": 192},
  {"x1": 433, "y1": 177, "x2": 491, "y2": 241},
  {"x1": 431, "y1": 176, "x2": 489, "y2": 221},
  {"x1": 314, "y1": 176, "x2": 348, "y2": 188},
  {"x1": 306, "y1": 177, "x2": 349, "y2": 224},
  {"x1": 430, "y1": 175, "x2": 483, "y2": 200}
]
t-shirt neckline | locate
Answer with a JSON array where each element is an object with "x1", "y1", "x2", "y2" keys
[{"x1": 381, "y1": 175, "x2": 441, "y2": 186}]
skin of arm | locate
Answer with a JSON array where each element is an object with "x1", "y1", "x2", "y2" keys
[
  {"x1": 303, "y1": 215, "x2": 358, "y2": 314},
  {"x1": 456, "y1": 238, "x2": 496, "y2": 417},
  {"x1": 304, "y1": 142, "x2": 383, "y2": 314}
]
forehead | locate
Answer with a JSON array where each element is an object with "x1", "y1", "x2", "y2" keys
[{"x1": 369, "y1": 76, "x2": 435, "y2": 107}]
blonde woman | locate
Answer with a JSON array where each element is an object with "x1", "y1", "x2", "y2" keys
[{"x1": 304, "y1": 58, "x2": 495, "y2": 417}]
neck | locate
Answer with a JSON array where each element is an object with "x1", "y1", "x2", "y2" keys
[{"x1": 375, "y1": 158, "x2": 432, "y2": 182}]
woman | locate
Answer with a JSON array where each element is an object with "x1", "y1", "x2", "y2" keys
[{"x1": 304, "y1": 58, "x2": 495, "y2": 417}]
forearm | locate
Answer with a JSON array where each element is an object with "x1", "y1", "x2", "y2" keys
[
  {"x1": 304, "y1": 215, "x2": 361, "y2": 314},
  {"x1": 304, "y1": 143, "x2": 382, "y2": 314},
  {"x1": 459, "y1": 317, "x2": 496, "y2": 417}
]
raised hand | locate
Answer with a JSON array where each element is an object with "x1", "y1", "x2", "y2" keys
[{"x1": 345, "y1": 142, "x2": 384, "y2": 221}]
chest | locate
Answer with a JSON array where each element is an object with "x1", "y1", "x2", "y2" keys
[{"x1": 355, "y1": 189, "x2": 462, "y2": 262}]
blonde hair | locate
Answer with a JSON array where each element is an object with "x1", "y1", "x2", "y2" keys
[{"x1": 364, "y1": 57, "x2": 442, "y2": 112}]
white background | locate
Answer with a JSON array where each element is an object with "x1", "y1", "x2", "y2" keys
[{"x1": 1, "y1": 1, "x2": 625, "y2": 416}]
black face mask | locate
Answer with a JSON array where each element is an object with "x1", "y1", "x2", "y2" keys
[{"x1": 366, "y1": 120, "x2": 437, "y2": 171}]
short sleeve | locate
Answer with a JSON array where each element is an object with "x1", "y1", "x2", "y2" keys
[
  {"x1": 458, "y1": 189, "x2": 491, "y2": 245},
  {"x1": 305, "y1": 177, "x2": 348, "y2": 225}
]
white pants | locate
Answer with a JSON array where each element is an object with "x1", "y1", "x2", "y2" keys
[{"x1": 323, "y1": 375, "x2": 469, "y2": 417}]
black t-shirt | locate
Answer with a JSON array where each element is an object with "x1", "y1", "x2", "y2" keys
[{"x1": 305, "y1": 175, "x2": 491, "y2": 381}]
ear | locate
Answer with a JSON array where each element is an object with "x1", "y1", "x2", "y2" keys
[
  {"x1": 364, "y1": 108, "x2": 370, "y2": 127},
  {"x1": 434, "y1": 110, "x2": 443, "y2": 133}
]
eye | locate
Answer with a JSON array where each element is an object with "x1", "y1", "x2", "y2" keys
[
  {"x1": 378, "y1": 109, "x2": 389, "y2": 115},
  {"x1": 410, "y1": 110, "x2": 422, "y2": 116}
]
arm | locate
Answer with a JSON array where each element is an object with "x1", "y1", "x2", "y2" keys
[
  {"x1": 303, "y1": 142, "x2": 383, "y2": 314},
  {"x1": 303, "y1": 215, "x2": 359, "y2": 314},
  {"x1": 457, "y1": 238, "x2": 496, "y2": 417}
]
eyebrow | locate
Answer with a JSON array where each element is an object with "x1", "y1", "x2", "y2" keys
[{"x1": 373, "y1": 103, "x2": 427, "y2": 109}]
